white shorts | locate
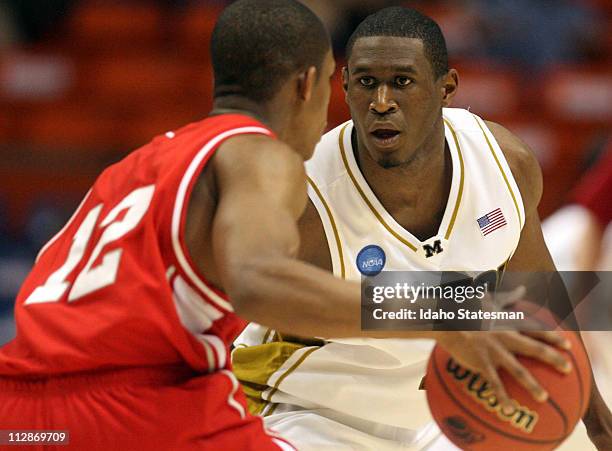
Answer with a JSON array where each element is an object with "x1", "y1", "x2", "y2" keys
[
  {"x1": 264, "y1": 404, "x2": 458, "y2": 451},
  {"x1": 264, "y1": 404, "x2": 596, "y2": 451}
]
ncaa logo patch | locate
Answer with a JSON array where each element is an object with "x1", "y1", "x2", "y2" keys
[{"x1": 356, "y1": 245, "x2": 386, "y2": 276}]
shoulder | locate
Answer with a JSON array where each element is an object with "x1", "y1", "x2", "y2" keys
[
  {"x1": 211, "y1": 134, "x2": 308, "y2": 217},
  {"x1": 484, "y1": 120, "x2": 543, "y2": 214},
  {"x1": 214, "y1": 134, "x2": 306, "y2": 182}
]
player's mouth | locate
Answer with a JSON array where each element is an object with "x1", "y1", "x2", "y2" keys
[{"x1": 370, "y1": 129, "x2": 401, "y2": 148}]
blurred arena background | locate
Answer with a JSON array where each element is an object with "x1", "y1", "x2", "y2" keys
[{"x1": 0, "y1": 0, "x2": 610, "y2": 369}]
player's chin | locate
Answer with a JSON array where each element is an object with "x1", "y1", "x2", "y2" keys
[
  {"x1": 368, "y1": 141, "x2": 402, "y2": 163},
  {"x1": 374, "y1": 152, "x2": 404, "y2": 169}
]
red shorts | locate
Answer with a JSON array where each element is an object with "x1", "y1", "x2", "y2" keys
[{"x1": 0, "y1": 366, "x2": 294, "y2": 451}]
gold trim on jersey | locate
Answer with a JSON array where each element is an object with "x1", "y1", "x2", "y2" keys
[
  {"x1": 262, "y1": 328, "x2": 274, "y2": 344},
  {"x1": 307, "y1": 176, "x2": 346, "y2": 279},
  {"x1": 233, "y1": 341, "x2": 310, "y2": 415},
  {"x1": 497, "y1": 259, "x2": 510, "y2": 287},
  {"x1": 473, "y1": 115, "x2": 523, "y2": 227},
  {"x1": 261, "y1": 346, "x2": 320, "y2": 410},
  {"x1": 338, "y1": 121, "x2": 465, "y2": 249},
  {"x1": 442, "y1": 118, "x2": 465, "y2": 240},
  {"x1": 338, "y1": 124, "x2": 418, "y2": 252}
]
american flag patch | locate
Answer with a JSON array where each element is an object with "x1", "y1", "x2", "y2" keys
[{"x1": 477, "y1": 208, "x2": 507, "y2": 236}]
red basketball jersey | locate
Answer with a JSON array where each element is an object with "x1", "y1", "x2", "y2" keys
[{"x1": 0, "y1": 114, "x2": 274, "y2": 377}]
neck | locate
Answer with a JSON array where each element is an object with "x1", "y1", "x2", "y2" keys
[
  {"x1": 352, "y1": 117, "x2": 451, "y2": 238},
  {"x1": 211, "y1": 95, "x2": 290, "y2": 138},
  {"x1": 355, "y1": 116, "x2": 447, "y2": 200}
]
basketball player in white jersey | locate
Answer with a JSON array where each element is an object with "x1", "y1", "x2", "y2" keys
[{"x1": 233, "y1": 7, "x2": 612, "y2": 450}]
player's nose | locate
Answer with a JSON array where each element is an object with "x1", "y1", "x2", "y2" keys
[{"x1": 370, "y1": 85, "x2": 398, "y2": 115}]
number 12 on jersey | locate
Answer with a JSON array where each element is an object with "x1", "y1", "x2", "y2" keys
[{"x1": 25, "y1": 185, "x2": 155, "y2": 305}]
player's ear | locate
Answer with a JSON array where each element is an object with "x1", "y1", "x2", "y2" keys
[
  {"x1": 441, "y1": 69, "x2": 459, "y2": 107},
  {"x1": 298, "y1": 66, "x2": 317, "y2": 102},
  {"x1": 342, "y1": 66, "x2": 349, "y2": 93}
]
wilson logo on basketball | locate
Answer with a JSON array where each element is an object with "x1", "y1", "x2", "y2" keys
[{"x1": 445, "y1": 359, "x2": 539, "y2": 433}]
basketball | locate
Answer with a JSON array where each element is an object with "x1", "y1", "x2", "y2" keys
[{"x1": 425, "y1": 331, "x2": 592, "y2": 450}]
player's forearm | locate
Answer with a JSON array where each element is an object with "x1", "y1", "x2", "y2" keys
[
  {"x1": 228, "y1": 257, "x2": 441, "y2": 340},
  {"x1": 581, "y1": 342, "x2": 612, "y2": 439},
  {"x1": 229, "y1": 256, "x2": 363, "y2": 337},
  {"x1": 583, "y1": 382, "x2": 612, "y2": 448},
  {"x1": 584, "y1": 383, "x2": 610, "y2": 423}
]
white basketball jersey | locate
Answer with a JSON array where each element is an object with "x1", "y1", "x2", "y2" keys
[
  {"x1": 307, "y1": 107, "x2": 524, "y2": 279},
  {"x1": 233, "y1": 108, "x2": 526, "y2": 449}
]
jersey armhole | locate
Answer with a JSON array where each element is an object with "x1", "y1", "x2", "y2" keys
[
  {"x1": 306, "y1": 178, "x2": 346, "y2": 279},
  {"x1": 170, "y1": 126, "x2": 274, "y2": 312},
  {"x1": 472, "y1": 114, "x2": 526, "y2": 231}
]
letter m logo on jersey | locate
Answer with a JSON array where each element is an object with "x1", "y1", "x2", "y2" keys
[{"x1": 423, "y1": 240, "x2": 443, "y2": 258}]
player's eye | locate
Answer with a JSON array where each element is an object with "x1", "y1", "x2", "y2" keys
[
  {"x1": 359, "y1": 77, "x2": 375, "y2": 87},
  {"x1": 395, "y1": 76, "x2": 412, "y2": 87}
]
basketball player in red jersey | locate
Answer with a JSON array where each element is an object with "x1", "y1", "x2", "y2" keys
[
  {"x1": 0, "y1": 1, "x2": 341, "y2": 449},
  {"x1": 0, "y1": 1, "x2": 596, "y2": 450}
]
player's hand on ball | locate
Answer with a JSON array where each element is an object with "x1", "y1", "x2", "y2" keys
[{"x1": 436, "y1": 331, "x2": 572, "y2": 407}]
